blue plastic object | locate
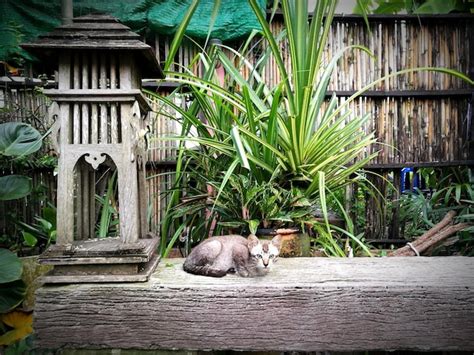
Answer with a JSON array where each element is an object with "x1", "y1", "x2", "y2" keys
[{"x1": 401, "y1": 167, "x2": 421, "y2": 192}]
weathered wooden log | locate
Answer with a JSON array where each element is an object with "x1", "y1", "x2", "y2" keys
[
  {"x1": 417, "y1": 210, "x2": 457, "y2": 241},
  {"x1": 388, "y1": 211, "x2": 469, "y2": 256},
  {"x1": 34, "y1": 257, "x2": 474, "y2": 352},
  {"x1": 414, "y1": 223, "x2": 470, "y2": 255}
]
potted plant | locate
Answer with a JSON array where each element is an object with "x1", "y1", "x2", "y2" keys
[{"x1": 149, "y1": 0, "x2": 473, "y2": 257}]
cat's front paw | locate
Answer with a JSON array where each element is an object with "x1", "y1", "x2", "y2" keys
[{"x1": 237, "y1": 268, "x2": 249, "y2": 277}]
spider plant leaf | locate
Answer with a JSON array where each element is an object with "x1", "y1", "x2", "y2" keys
[
  {"x1": 230, "y1": 126, "x2": 250, "y2": 170},
  {"x1": 210, "y1": 158, "x2": 240, "y2": 213},
  {"x1": 203, "y1": 0, "x2": 221, "y2": 49},
  {"x1": 162, "y1": 219, "x2": 189, "y2": 258},
  {"x1": 249, "y1": 0, "x2": 294, "y2": 112},
  {"x1": 217, "y1": 50, "x2": 267, "y2": 112},
  {"x1": 318, "y1": 171, "x2": 331, "y2": 235},
  {"x1": 263, "y1": 86, "x2": 282, "y2": 166},
  {"x1": 163, "y1": 0, "x2": 199, "y2": 72},
  {"x1": 455, "y1": 185, "x2": 462, "y2": 204}
]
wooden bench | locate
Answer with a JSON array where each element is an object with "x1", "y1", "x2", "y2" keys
[{"x1": 34, "y1": 257, "x2": 474, "y2": 352}]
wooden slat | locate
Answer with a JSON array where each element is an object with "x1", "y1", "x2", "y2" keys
[
  {"x1": 72, "y1": 53, "x2": 81, "y2": 145},
  {"x1": 56, "y1": 103, "x2": 74, "y2": 245},
  {"x1": 41, "y1": 237, "x2": 158, "y2": 260},
  {"x1": 81, "y1": 162, "x2": 90, "y2": 240},
  {"x1": 119, "y1": 54, "x2": 132, "y2": 90},
  {"x1": 90, "y1": 104, "x2": 98, "y2": 144},
  {"x1": 72, "y1": 104, "x2": 80, "y2": 144},
  {"x1": 81, "y1": 105, "x2": 89, "y2": 144},
  {"x1": 99, "y1": 54, "x2": 108, "y2": 143},
  {"x1": 117, "y1": 103, "x2": 139, "y2": 243},
  {"x1": 90, "y1": 52, "x2": 99, "y2": 144},
  {"x1": 45, "y1": 30, "x2": 140, "y2": 39},
  {"x1": 99, "y1": 104, "x2": 108, "y2": 143},
  {"x1": 89, "y1": 169, "x2": 96, "y2": 239},
  {"x1": 58, "y1": 52, "x2": 71, "y2": 90},
  {"x1": 72, "y1": 14, "x2": 119, "y2": 22},
  {"x1": 24, "y1": 39, "x2": 150, "y2": 50},
  {"x1": 110, "y1": 55, "x2": 119, "y2": 144},
  {"x1": 110, "y1": 55, "x2": 117, "y2": 89},
  {"x1": 40, "y1": 254, "x2": 160, "y2": 283},
  {"x1": 57, "y1": 23, "x2": 132, "y2": 31},
  {"x1": 34, "y1": 257, "x2": 474, "y2": 351},
  {"x1": 110, "y1": 104, "x2": 118, "y2": 144},
  {"x1": 42, "y1": 90, "x2": 152, "y2": 112}
]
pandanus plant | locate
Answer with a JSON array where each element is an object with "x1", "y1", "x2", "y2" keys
[{"x1": 148, "y1": 0, "x2": 473, "y2": 257}]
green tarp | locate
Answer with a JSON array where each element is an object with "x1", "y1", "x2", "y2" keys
[{"x1": 0, "y1": 0, "x2": 265, "y2": 64}]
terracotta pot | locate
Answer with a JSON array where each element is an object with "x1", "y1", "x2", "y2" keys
[{"x1": 256, "y1": 227, "x2": 311, "y2": 257}]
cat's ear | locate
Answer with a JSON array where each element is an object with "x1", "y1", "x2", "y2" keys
[
  {"x1": 271, "y1": 235, "x2": 282, "y2": 250},
  {"x1": 247, "y1": 234, "x2": 260, "y2": 249}
]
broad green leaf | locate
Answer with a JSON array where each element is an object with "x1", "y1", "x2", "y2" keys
[
  {"x1": 0, "y1": 122, "x2": 41, "y2": 157},
  {"x1": 21, "y1": 232, "x2": 37, "y2": 248},
  {"x1": 374, "y1": 0, "x2": 406, "y2": 14},
  {"x1": 248, "y1": 220, "x2": 260, "y2": 235},
  {"x1": 42, "y1": 207, "x2": 57, "y2": 226},
  {"x1": 0, "y1": 280, "x2": 26, "y2": 313},
  {"x1": 36, "y1": 218, "x2": 53, "y2": 232},
  {"x1": 0, "y1": 175, "x2": 32, "y2": 201},
  {"x1": 414, "y1": 0, "x2": 459, "y2": 13},
  {"x1": 0, "y1": 249, "x2": 22, "y2": 283},
  {"x1": 163, "y1": 0, "x2": 199, "y2": 72}
]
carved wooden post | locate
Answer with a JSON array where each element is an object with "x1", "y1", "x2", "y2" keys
[{"x1": 22, "y1": 14, "x2": 164, "y2": 282}]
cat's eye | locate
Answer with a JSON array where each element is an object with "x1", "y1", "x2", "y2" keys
[
  {"x1": 256, "y1": 254, "x2": 262, "y2": 259},
  {"x1": 269, "y1": 254, "x2": 274, "y2": 258}
]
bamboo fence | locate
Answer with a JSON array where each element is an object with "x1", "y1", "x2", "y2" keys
[
  {"x1": 0, "y1": 83, "x2": 56, "y2": 239},
  {"x1": 0, "y1": 85, "x2": 50, "y2": 128}
]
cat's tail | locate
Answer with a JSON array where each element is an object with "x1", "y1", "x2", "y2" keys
[{"x1": 183, "y1": 260, "x2": 227, "y2": 277}]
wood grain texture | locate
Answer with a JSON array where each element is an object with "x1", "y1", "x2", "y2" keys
[{"x1": 34, "y1": 257, "x2": 474, "y2": 352}]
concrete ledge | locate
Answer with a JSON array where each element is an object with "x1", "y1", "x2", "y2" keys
[{"x1": 34, "y1": 257, "x2": 474, "y2": 352}]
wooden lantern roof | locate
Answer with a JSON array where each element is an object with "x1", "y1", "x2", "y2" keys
[{"x1": 21, "y1": 14, "x2": 164, "y2": 79}]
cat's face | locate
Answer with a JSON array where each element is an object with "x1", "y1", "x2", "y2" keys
[{"x1": 247, "y1": 235, "x2": 282, "y2": 270}]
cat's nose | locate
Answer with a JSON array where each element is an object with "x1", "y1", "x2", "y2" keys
[{"x1": 263, "y1": 261, "x2": 269, "y2": 267}]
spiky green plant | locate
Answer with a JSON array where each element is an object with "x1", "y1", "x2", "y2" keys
[{"x1": 149, "y1": 0, "x2": 473, "y2": 257}]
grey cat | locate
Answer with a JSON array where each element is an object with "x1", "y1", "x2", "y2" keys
[{"x1": 183, "y1": 234, "x2": 282, "y2": 277}]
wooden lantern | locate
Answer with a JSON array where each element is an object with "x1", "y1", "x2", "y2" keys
[{"x1": 22, "y1": 14, "x2": 164, "y2": 282}]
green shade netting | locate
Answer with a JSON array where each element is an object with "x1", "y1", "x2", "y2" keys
[{"x1": 0, "y1": 0, "x2": 265, "y2": 64}]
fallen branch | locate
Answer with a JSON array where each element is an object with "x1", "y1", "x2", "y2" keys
[
  {"x1": 414, "y1": 223, "x2": 470, "y2": 255},
  {"x1": 389, "y1": 211, "x2": 470, "y2": 257}
]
